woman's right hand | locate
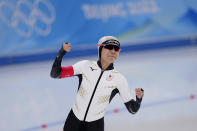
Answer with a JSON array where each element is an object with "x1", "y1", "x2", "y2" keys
[{"x1": 63, "y1": 43, "x2": 72, "y2": 52}]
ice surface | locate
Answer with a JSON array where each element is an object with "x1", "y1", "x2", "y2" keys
[{"x1": 0, "y1": 47, "x2": 197, "y2": 131}]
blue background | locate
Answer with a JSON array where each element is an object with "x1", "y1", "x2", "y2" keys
[{"x1": 0, "y1": 0, "x2": 197, "y2": 65}]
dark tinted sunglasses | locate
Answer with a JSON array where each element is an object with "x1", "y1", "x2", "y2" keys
[{"x1": 98, "y1": 44, "x2": 121, "y2": 52}]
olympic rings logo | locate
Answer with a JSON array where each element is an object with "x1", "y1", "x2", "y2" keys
[{"x1": 0, "y1": 0, "x2": 56, "y2": 37}]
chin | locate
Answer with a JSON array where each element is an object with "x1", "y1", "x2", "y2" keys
[{"x1": 108, "y1": 58, "x2": 116, "y2": 63}]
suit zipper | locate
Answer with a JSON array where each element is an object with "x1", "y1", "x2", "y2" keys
[{"x1": 83, "y1": 70, "x2": 104, "y2": 121}]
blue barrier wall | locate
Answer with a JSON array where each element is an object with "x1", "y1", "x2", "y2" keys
[
  {"x1": 0, "y1": 0, "x2": 197, "y2": 65},
  {"x1": 0, "y1": 36, "x2": 197, "y2": 66}
]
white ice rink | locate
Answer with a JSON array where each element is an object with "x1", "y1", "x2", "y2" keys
[{"x1": 0, "y1": 46, "x2": 197, "y2": 131}]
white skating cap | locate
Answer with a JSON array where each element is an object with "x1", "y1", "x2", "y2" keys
[{"x1": 97, "y1": 36, "x2": 120, "y2": 46}]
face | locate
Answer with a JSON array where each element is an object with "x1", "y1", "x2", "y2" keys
[{"x1": 101, "y1": 45, "x2": 120, "y2": 64}]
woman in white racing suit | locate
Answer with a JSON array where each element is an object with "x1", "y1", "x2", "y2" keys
[{"x1": 50, "y1": 36, "x2": 144, "y2": 131}]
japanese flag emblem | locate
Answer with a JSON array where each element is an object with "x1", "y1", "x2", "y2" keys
[{"x1": 106, "y1": 74, "x2": 114, "y2": 81}]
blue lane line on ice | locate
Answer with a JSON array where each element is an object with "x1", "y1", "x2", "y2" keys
[
  {"x1": 21, "y1": 121, "x2": 65, "y2": 131},
  {"x1": 21, "y1": 94, "x2": 195, "y2": 131},
  {"x1": 105, "y1": 95, "x2": 190, "y2": 115}
]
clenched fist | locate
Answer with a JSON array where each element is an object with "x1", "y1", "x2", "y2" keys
[
  {"x1": 63, "y1": 43, "x2": 72, "y2": 52},
  {"x1": 135, "y1": 88, "x2": 144, "y2": 99}
]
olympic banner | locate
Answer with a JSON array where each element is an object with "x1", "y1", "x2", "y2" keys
[{"x1": 0, "y1": 0, "x2": 197, "y2": 58}]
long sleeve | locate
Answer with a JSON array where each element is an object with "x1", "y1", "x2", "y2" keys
[
  {"x1": 50, "y1": 47, "x2": 66, "y2": 78},
  {"x1": 117, "y1": 73, "x2": 143, "y2": 114},
  {"x1": 124, "y1": 96, "x2": 142, "y2": 114}
]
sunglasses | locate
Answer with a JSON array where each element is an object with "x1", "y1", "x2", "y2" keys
[{"x1": 98, "y1": 44, "x2": 121, "y2": 52}]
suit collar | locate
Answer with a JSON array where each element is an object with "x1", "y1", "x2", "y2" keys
[{"x1": 97, "y1": 60, "x2": 114, "y2": 70}]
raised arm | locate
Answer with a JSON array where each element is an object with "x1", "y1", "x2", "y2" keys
[
  {"x1": 124, "y1": 88, "x2": 144, "y2": 114},
  {"x1": 50, "y1": 43, "x2": 72, "y2": 78},
  {"x1": 117, "y1": 74, "x2": 144, "y2": 114}
]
